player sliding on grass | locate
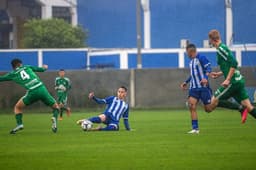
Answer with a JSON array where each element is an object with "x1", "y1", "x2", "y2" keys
[
  {"x1": 0, "y1": 59, "x2": 59, "y2": 134},
  {"x1": 55, "y1": 69, "x2": 71, "y2": 120},
  {"x1": 180, "y1": 44, "x2": 212, "y2": 134},
  {"x1": 77, "y1": 86, "x2": 131, "y2": 131},
  {"x1": 207, "y1": 29, "x2": 256, "y2": 122}
]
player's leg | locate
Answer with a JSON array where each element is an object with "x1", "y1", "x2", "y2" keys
[
  {"x1": 58, "y1": 103, "x2": 64, "y2": 120},
  {"x1": 10, "y1": 90, "x2": 37, "y2": 134},
  {"x1": 98, "y1": 124, "x2": 119, "y2": 131},
  {"x1": 58, "y1": 93, "x2": 70, "y2": 119},
  {"x1": 241, "y1": 99, "x2": 256, "y2": 119},
  {"x1": 62, "y1": 94, "x2": 71, "y2": 117},
  {"x1": 217, "y1": 99, "x2": 245, "y2": 113},
  {"x1": 40, "y1": 86, "x2": 60, "y2": 133},
  {"x1": 205, "y1": 85, "x2": 234, "y2": 113},
  {"x1": 57, "y1": 92, "x2": 64, "y2": 120},
  {"x1": 76, "y1": 114, "x2": 106, "y2": 125},
  {"x1": 10, "y1": 98, "x2": 26, "y2": 134},
  {"x1": 234, "y1": 86, "x2": 256, "y2": 123},
  {"x1": 89, "y1": 114, "x2": 106, "y2": 123},
  {"x1": 187, "y1": 96, "x2": 200, "y2": 134}
]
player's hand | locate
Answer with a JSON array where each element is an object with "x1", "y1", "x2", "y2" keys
[
  {"x1": 88, "y1": 92, "x2": 95, "y2": 99},
  {"x1": 180, "y1": 82, "x2": 187, "y2": 90},
  {"x1": 210, "y1": 72, "x2": 219, "y2": 79},
  {"x1": 200, "y1": 78, "x2": 208, "y2": 86},
  {"x1": 221, "y1": 79, "x2": 230, "y2": 88},
  {"x1": 42, "y1": 64, "x2": 48, "y2": 70}
]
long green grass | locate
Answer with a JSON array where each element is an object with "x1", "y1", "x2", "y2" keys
[{"x1": 0, "y1": 108, "x2": 256, "y2": 170}]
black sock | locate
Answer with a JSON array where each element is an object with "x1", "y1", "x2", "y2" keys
[
  {"x1": 217, "y1": 100, "x2": 241, "y2": 110},
  {"x1": 249, "y1": 108, "x2": 256, "y2": 119}
]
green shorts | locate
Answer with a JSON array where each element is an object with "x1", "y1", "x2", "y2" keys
[
  {"x1": 214, "y1": 79, "x2": 249, "y2": 103},
  {"x1": 57, "y1": 92, "x2": 68, "y2": 105},
  {"x1": 22, "y1": 85, "x2": 56, "y2": 106}
]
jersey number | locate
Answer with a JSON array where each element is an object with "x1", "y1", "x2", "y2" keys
[{"x1": 20, "y1": 70, "x2": 30, "y2": 80}]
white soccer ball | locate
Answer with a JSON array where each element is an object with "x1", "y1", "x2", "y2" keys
[{"x1": 81, "y1": 120, "x2": 93, "y2": 131}]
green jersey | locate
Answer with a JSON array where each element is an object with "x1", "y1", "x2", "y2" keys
[
  {"x1": 0, "y1": 65, "x2": 46, "y2": 90},
  {"x1": 55, "y1": 77, "x2": 71, "y2": 93},
  {"x1": 217, "y1": 43, "x2": 243, "y2": 83}
]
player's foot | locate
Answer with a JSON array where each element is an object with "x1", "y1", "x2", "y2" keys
[
  {"x1": 66, "y1": 107, "x2": 71, "y2": 117},
  {"x1": 76, "y1": 119, "x2": 85, "y2": 125},
  {"x1": 51, "y1": 117, "x2": 57, "y2": 133},
  {"x1": 187, "y1": 129, "x2": 199, "y2": 134},
  {"x1": 10, "y1": 124, "x2": 24, "y2": 134},
  {"x1": 241, "y1": 108, "x2": 248, "y2": 124},
  {"x1": 58, "y1": 117, "x2": 63, "y2": 121}
]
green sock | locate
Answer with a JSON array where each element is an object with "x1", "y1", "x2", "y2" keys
[
  {"x1": 60, "y1": 108, "x2": 64, "y2": 117},
  {"x1": 53, "y1": 108, "x2": 59, "y2": 120},
  {"x1": 249, "y1": 108, "x2": 256, "y2": 119},
  {"x1": 217, "y1": 100, "x2": 241, "y2": 110},
  {"x1": 15, "y1": 113, "x2": 23, "y2": 125}
]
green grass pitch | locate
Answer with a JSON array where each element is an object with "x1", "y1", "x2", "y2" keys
[{"x1": 0, "y1": 108, "x2": 256, "y2": 170}]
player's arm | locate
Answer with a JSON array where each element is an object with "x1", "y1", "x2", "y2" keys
[
  {"x1": 54, "y1": 78, "x2": 59, "y2": 90},
  {"x1": 180, "y1": 76, "x2": 191, "y2": 90},
  {"x1": 88, "y1": 92, "x2": 108, "y2": 104},
  {"x1": 0, "y1": 73, "x2": 12, "y2": 82},
  {"x1": 199, "y1": 55, "x2": 212, "y2": 85},
  {"x1": 67, "y1": 78, "x2": 71, "y2": 90},
  {"x1": 219, "y1": 46, "x2": 238, "y2": 87},
  {"x1": 123, "y1": 106, "x2": 130, "y2": 131},
  {"x1": 210, "y1": 71, "x2": 223, "y2": 79},
  {"x1": 29, "y1": 65, "x2": 48, "y2": 72},
  {"x1": 200, "y1": 55, "x2": 212, "y2": 77},
  {"x1": 222, "y1": 67, "x2": 235, "y2": 87}
]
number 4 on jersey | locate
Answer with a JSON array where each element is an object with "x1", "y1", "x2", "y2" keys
[{"x1": 20, "y1": 70, "x2": 30, "y2": 80}]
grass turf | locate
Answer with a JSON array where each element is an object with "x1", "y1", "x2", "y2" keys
[{"x1": 0, "y1": 108, "x2": 256, "y2": 170}]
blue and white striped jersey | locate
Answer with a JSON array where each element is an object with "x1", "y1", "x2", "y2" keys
[
  {"x1": 185, "y1": 54, "x2": 211, "y2": 89},
  {"x1": 93, "y1": 96, "x2": 129, "y2": 123}
]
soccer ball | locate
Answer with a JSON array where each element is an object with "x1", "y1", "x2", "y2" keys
[{"x1": 81, "y1": 120, "x2": 93, "y2": 131}]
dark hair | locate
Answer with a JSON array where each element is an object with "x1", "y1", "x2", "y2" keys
[
  {"x1": 59, "y1": 69, "x2": 65, "y2": 71},
  {"x1": 120, "y1": 86, "x2": 128, "y2": 92},
  {"x1": 186, "y1": 43, "x2": 197, "y2": 50},
  {"x1": 11, "y1": 58, "x2": 22, "y2": 69}
]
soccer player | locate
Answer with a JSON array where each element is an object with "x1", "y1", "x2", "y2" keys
[
  {"x1": 180, "y1": 44, "x2": 212, "y2": 134},
  {"x1": 55, "y1": 69, "x2": 71, "y2": 120},
  {"x1": 207, "y1": 29, "x2": 256, "y2": 122},
  {"x1": 77, "y1": 86, "x2": 130, "y2": 131},
  {"x1": 0, "y1": 58, "x2": 59, "y2": 134}
]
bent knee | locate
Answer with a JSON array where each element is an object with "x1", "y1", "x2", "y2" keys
[{"x1": 204, "y1": 107, "x2": 213, "y2": 113}]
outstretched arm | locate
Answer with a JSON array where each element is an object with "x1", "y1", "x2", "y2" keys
[
  {"x1": 0, "y1": 73, "x2": 12, "y2": 82},
  {"x1": 123, "y1": 107, "x2": 130, "y2": 131},
  {"x1": 88, "y1": 92, "x2": 107, "y2": 104},
  {"x1": 29, "y1": 65, "x2": 48, "y2": 72},
  {"x1": 180, "y1": 76, "x2": 191, "y2": 90}
]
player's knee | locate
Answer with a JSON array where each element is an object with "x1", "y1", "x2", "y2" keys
[
  {"x1": 14, "y1": 102, "x2": 24, "y2": 112},
  {"x1": 99, "y1": 114, "x2": 106, "y2": 122},
  {"x1": 205, "y1": 108, "x2": 212, "y2": 113},
  {"x1": 188, "y1": 103, "x2": 196, "y2": 110},
  {"x1": 52, "y1": 103, "x2": 60, "y2": 110}
]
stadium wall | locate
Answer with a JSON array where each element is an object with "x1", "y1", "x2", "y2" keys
[
  {"x1": 0, "y1": 67, "x2": 255, "y2": 109},
  {"x1": 1, "y1": 47, "x2": 256, "y2": 71}
]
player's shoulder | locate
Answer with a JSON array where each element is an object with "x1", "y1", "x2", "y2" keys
[
  {"x1": 218, "y1": 43, "x2": 230, "y2": 53},
  {"x1": 197, "y1": 54, "x2": 206, "y2": 60},
  {"x1": 55, "y1": 77, "x2": 61, "y2": 80},
  {"x1": 108, "y1": 96, "x2": 116, "y2": 99},
  {"x1": 23, "y1": 65, "x2": 33, "y2": 69},
  {"x1": 64, "y1": 77, "x2": 70, "y2": 81}
]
